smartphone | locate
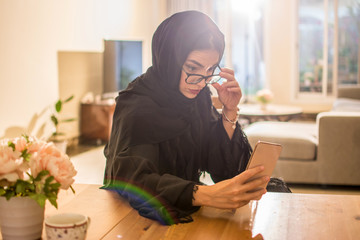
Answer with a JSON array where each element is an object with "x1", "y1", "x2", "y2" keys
[{"x1": 245, "y1": 141, "x2": 282, "y2": 189}]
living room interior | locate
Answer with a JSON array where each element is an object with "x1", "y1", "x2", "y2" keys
[{"x1": 0, "y1": 0, "x2": 359, "y2": 195}]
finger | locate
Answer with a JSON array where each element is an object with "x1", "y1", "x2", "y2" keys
[
  {"x1": 219, "y1": 67, "x2": 234, "y2": 75},
  {"x1": 225, "y1": 88, "x2": 242, "y2": 93},
  {"x1": 249, "y1": 188, "x2": 267, "y2": 201},
  {"x1": 231, "y1": 188, "x2": 266, "y2": 205},
  {"x1": 211, "y1": 82, "x2": 221, "y2": 90},
  {"x1": 235, "y1": 166, "x2": 265, "y2": 183},
  {"x1": 219, "y1": 71, "x2": 236, "y2": 82},
  {"x1": 220, "y1": 80, "x2": 239, "y2": 89},
  {"x1": 242, "y1": 188, "x2": 267, "y2": 201},
  {"x1": 243, "y1": 175, "x2": 270, "y2": 192},
  {"x1": 241, "y1": 200, "x2": 250, "y2": 206},
  {"x1": 221, "y1": 85, "x2": 242, "y2": 93}
]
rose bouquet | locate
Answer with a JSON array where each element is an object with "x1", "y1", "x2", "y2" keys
[
  {"x1": 0, "y1": 135, "x2": 77, "y2": 208},
  {"x1": 256, "y1": 89, "x2": 274, "y2": 104}
]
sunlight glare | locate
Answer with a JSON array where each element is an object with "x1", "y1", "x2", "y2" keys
[{"x1": 231, "y1": 0, "x2": 265, "y2": 19}]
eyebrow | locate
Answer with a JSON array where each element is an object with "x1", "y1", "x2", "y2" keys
[
  {"x1": 187, "y1": 60, "x2": 204, "y2": 68},
  {"x1": 186, "y1": 60, "x2": 218, "y2": 69}
]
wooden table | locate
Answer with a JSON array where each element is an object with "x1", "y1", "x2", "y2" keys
[
  {"x1": 2, "y1": 184, "x2": 359, "y2": 240},
  {"x1": 239, "y1": 104, "x2": 303, "y2": 123}
]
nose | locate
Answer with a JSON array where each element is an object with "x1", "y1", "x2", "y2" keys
[{"x1": 197, "y1": 78, "x2": 207, "y2": 88}]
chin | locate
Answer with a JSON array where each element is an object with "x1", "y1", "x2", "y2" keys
[{"x1": 185, "y1": 92, "x2": 198, "y2": 99}]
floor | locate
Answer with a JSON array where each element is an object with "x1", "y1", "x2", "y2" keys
[{"x1": 69, "y1": 144, "x2": 360, "y2": 196}]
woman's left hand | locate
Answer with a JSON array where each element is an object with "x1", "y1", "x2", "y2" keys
[{"x1": 211, "y1": 67, "x2": 242, "y2": 110}]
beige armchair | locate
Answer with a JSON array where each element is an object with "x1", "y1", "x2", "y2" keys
[{"x1": 244, "y1": 85, "x2": 360, "y2": 186}]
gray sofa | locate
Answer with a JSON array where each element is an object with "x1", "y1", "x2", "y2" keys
[{"x1": 244, "y1": 85, "x2": 360, "y2": 186}]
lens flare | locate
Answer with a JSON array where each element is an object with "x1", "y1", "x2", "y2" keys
[{"x1": 101, "y1": 180, "x2": 175, "y2": 225}]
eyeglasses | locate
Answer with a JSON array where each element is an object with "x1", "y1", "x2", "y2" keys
[{"x1": 182, "y1": 65, "x2": 222, "y2": 85}]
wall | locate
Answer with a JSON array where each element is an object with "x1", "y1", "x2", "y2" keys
[
  {"x1": 57, "y1": 51, "x2": 103, "y2": 139},
  {"x1": 0, "y1": 0, "x2": 167, "y2": 139}
]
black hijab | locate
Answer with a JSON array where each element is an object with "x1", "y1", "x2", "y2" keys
[{"x1": 110, "y1": 11, "x2": 225, "y2": 149}]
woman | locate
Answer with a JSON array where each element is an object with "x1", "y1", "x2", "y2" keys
[{"x1": 102, "y1": 11, "x2": 269, "y2": 225}]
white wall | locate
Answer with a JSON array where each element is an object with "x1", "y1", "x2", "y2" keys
[{"x1": 0, "y1": 0, "x2": 167, "y2": 139}]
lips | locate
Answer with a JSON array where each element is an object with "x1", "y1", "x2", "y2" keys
[{"x1": 189, "y1": 89, "x2": 201, "y2": 95}]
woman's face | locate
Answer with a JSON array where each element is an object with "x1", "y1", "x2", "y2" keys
[{"x1": 179, "y1": 49, "x2": 220, "y2": 99}]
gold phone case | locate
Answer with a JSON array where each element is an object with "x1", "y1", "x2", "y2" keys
[{"x1": 246, "y1": 141, "x2": 282, "y2": 188}]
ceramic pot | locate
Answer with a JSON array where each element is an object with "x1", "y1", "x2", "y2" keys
[{"x1": 0, "y1": 197, "x2": 45, "y2": 240}]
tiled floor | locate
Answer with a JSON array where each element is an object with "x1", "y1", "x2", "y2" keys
[
  {"x1": 70, "y1": 145, "x2": 107, "y2": 185},
  {"x1": 69, "y1": 145, "x2": 360, "y2": 196}
]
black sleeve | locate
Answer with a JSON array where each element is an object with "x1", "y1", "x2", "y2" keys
[
  {"x1": 203, "y1": 109, "x2": 252, "y2": 183},
  {"x1": 102, "y1": 143, "x2": 199, "y2": 225}
]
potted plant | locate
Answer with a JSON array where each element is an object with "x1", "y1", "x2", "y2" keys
[
  {"x1": 0, "y1": 135, "x2": 77, "y2": 239},
  {"x1": 49, "y1": 95, "x2": 76, "y2": 152}
]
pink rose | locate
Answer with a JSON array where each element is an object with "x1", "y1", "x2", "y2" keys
[
  {"x1": 13, "y1": 136, "x2": 29, "y2": 152},
  {"x1": 0, "y1": 143, "x2": 28, "y2": 182},
  {"x1": 29, "y1": 141, "x2": 77, "y2": 190}
]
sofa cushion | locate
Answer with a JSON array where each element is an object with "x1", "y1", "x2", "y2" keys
[
  {"x1": 244, "y1": 121, "x2": 317, "y2": 161},
  {"x1": 332, "y1": 98, "x2": 360, "y2": 112}
]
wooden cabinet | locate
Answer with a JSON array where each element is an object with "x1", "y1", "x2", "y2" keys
[{"x1": 80, "y1": 103, "x2": 115, "y2": 143}]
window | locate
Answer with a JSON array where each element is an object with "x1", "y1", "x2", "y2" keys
[
  {"x1": 297, "y1": 0, "x2": 360, "y2": 98},
  {"x1": 229, "y1": 0, "x2": 265, "y2": 100},
  {"x1": 214, "y1": 0, "x2": 266, "y2": 100}
]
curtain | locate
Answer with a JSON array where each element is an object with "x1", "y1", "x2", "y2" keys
[{"x1": 166, "y1": 0, "x2": 216, "y2": 18}]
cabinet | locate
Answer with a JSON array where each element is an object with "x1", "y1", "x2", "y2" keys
[{"x1": 80, "y1": 103, "x2": 115, "y2": 143}]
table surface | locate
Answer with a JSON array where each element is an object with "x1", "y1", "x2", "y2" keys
[
  {"x1": 2, "y1": 184, "x2": 360, "y2": 240},
  {"x1": 239, "y1": 104, "x2": 303, "y2": 117}
]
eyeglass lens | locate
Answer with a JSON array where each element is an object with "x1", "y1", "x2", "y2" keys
[{"x1": 186, "y1": 66, "x2": 221, "y2": 84}]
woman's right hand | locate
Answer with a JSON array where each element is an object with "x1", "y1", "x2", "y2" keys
[{"x1": 192, "y1": 166, "x2": 269, "y2": 209}]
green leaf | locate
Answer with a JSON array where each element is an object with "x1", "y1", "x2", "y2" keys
[
  {"x1": 28, "y1": 183, "x2": 35, "y2": 192},
  {"x1": 64, "y1": 95, "x2": 74, "y2": 103},
  {"x1": 53, "y1": 132, "x2": 65, "y2": 136},
  {"x1": 7, "y1": 141, "x2": 15, "y2": 150},
  {"x1": 0, "y1": 188, "x2": 6, "y2": 196},
  {"x1": 15, "y1": 182, "x2": 25, "y2": 194},
  {"x1": 30, "y1": 194, "x2": 47, "y2": 208},
  {"x1": 5, "y1": 191, "x2": 15, "y2": 200},
  {"x1": 61, "y1": 118, "x2": 76, "y2": 123},
  {"x1": 21, "y1": 149, "x2": 31, "y2": 162},
  {"x1": 22, "y1": 134, "x2": 30, "y2": 143},
  {"x1": 45, "y1": 175, "x2": 55, "y2": 184},
  {"x1": 55, "y1": 100, "x2": 62, "y2": 113},
  {"x1": 34, "y1": 170, "x2": 49, "y2": 182},
  {"x1": 48, "y1": 196, "x2": 58, "y2": 208},
  {"x1": 50, "y1": 182, "x2": 61, "y2": 189},
  {"x1": 51, "y1": 115, "x2": 58, "y2": 126}
]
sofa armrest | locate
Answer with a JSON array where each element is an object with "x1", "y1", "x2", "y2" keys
[
  {"x1": 337, "y1": 85, "x2": 360, "y2": 100},
  {"x1": 316, "y1": 112, "x2": 360, "y2": 184}
]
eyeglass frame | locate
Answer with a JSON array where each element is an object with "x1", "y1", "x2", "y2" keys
[{"x1": 182, "y1": 65, "x2": 222, "y2": 85}]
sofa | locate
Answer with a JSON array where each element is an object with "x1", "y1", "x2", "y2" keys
[{"x1": 244, "y1": 85, "x2": 360, "y2": 186}]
